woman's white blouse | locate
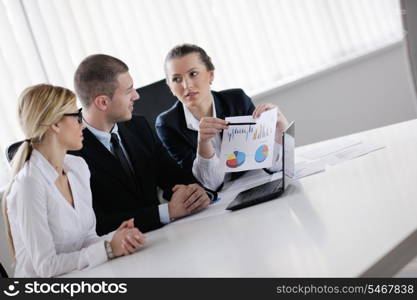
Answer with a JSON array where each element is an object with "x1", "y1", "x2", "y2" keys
[
  {"x1": 182, "y1": 104, "x2": 283, "y2": 191},
  {"x1": 7, "y1": 150, "x2": 109, "y2": 277}
]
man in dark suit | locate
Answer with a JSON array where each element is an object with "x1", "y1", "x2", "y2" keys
[{"x1": 71, "y1": 54, "x2": 213, "y2": 235}]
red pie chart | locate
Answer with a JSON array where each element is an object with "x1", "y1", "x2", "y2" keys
[{"x1": 226, "y1": 151, "x2": 246, "y2": 168}]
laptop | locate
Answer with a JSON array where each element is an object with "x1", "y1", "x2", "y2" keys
[{"x1": 226, "y1": 121, "x2": 295, "y2": 211}]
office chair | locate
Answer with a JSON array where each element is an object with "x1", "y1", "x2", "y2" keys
[
  {"x1": 6, "y1": 141, "x2": 23, "y2": 163},
  {"x1": 0, "y1": 262, "x2": 8, "y2": 278},
  {"x1": 133, "y1": 79, "x2": 178, "y2": 135}
]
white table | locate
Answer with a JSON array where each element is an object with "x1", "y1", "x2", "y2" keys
[{"x1": 64, "y1": 119, "x2": 417, "y2": 277}]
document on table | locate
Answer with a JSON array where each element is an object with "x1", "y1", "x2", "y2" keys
[
  {"x1": 294, "y1": 160, "x2": 325, "y2": 179},
  {"x1": 321, "y1": 143, "x2": 385, "y2": 166},
  {"x1": 172, "y1": 198, "x2": 233, "y2": 225},
  {"x1": 173, "y1": 170, "x2": 278, "y2": 225},
  {"x1": 225, "y1": 169, "x2": 282, "y2": 193},
  {"x1": 219, "y1": 108, "x2": 277, "y2": 172},
  {"x1": 297, "y1": 137, "x2": 361, "y2": 160}
]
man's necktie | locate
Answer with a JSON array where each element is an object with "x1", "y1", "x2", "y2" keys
[{"x1": 110, "y1": 133, "x2": 135, "y2": 182}]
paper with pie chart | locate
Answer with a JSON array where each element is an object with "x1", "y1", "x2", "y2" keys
[{"x1": 220, "y1": 108, "x2": 277, "y2": 172}]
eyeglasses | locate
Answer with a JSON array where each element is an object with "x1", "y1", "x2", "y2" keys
[{"x1": 63, "y1": 108, "x2": 83, "y2": 124}]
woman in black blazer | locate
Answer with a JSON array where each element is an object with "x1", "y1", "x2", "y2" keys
[{"x1": 156, "y1": 44, "x2": 288, "y2": 191}]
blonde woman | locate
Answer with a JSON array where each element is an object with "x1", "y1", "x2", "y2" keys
[{"x1": 2, "y1": 84, "x2": 145, "y2": 277}]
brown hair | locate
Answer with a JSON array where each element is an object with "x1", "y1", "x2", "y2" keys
[
  {"x1": 74, "y1": 54, "x2": 129, "y2": 107},
  {"x1": 164, "y1": 44, "x2": 215, "y2": 76}
]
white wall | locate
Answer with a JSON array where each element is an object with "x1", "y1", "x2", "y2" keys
[{"x1": 252, "y1": 41, "x2": 417, "y2": 146}]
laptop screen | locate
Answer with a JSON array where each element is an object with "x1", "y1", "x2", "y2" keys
[{"x1": 283, "y1": 121, "x2": 295, "y2": 189}]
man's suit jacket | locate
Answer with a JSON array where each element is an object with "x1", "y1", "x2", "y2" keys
[
  {"x1": 155, "y1": 89, "x2": 256, "y2": 172},
  {"x1": 70, "y1": 115, "x2": 196, "y2": 235}
]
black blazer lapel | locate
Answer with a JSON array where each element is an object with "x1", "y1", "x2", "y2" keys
[
  {"x1": 174, "y1": 102, "x2": 198, "y2": 151},
  {"x1": 117, "y1": 122, "x2": 147, "y2": 193},
  {"x1": 213, "y1": 92, "x2": 228, "y2": 139},
  {"x1": 213, "y1": 92, "x2": 228, "y2": 120},
  {"x1": 183, "y1": 127, "x2": 198, "y2": 151},
  {"x1": 82, "y1": 128, "x2": 138, "y2": 195}
]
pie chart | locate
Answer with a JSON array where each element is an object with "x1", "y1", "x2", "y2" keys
[
  {"x1": 226, "y1": 151, "x2": 246, "y2": 168},
  {"x1": 255, "y1": 145, "x2": 269, "y2": 163}
]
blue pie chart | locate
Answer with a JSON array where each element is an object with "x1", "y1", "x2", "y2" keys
[{"x1": 255, "y1": 145, "x2": 269, "y2": 163}]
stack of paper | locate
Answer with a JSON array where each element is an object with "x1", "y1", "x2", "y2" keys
[
  {"x1": 297, "y1": 137, "x2": 361, "y2": 160},
  {"x1": 320, "y1": 143, "x2": 385, "y2": 166},
  {"x1": 294, "y1": 160, "x2": 325, "y2": 179},
  {"x1": 295, "y1": 137, "x2": 385, "y2": 177}
]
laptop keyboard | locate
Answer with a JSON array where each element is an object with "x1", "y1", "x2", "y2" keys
[
  {"x1": 233, "y1": 179, "x2": 282, "y2": 204},
  {"x1": 227, "y1": 177, "x2": 285, "y2": 211},
  {"x1": 237, "y1": 178, "x2": 283, "y2": 202}
]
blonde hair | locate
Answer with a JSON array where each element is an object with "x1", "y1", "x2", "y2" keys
[{"x1": 2, "y1": 84, "x2": 77, "y2": 259}]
